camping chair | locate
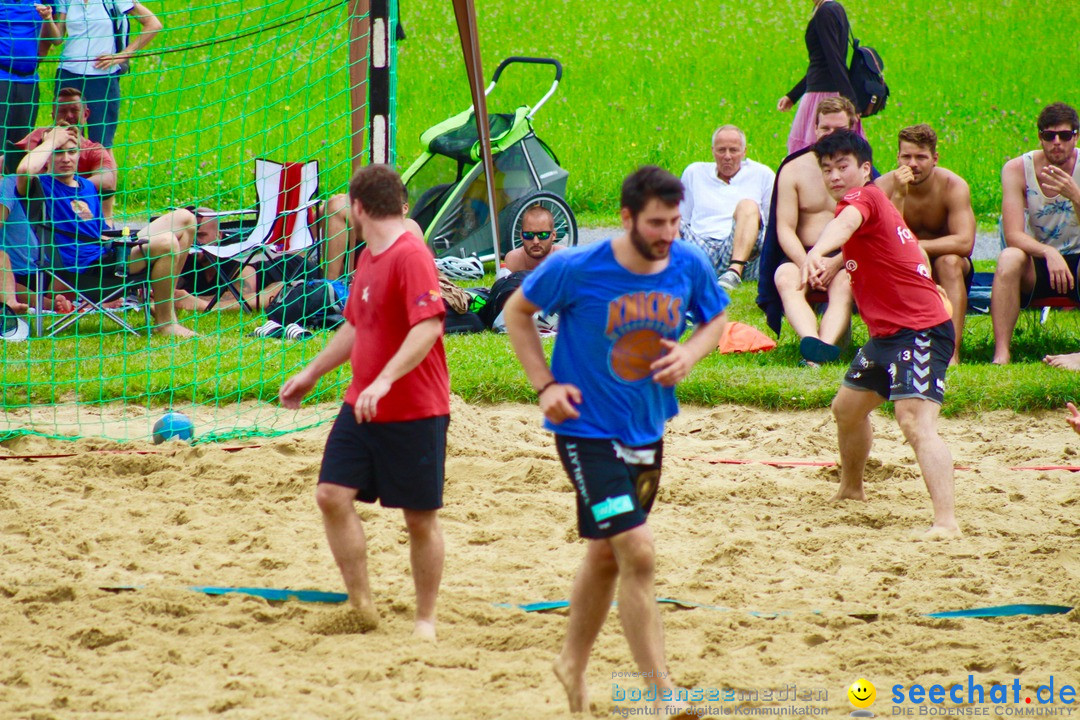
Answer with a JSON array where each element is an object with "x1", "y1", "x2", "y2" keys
[
  {"x1": 989, "y1": 218, "x2": 1080, "y2": 324},
  {"x1": 197, "y1": 159, "x2": 322, "y2": 310},
  {"x1": 20, "y1": 176, "x2": 150, "y2": 337}
]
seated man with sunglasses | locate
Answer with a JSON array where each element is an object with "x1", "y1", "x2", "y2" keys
[
  {"x1": 991, "y1": 102, "x2": 1080, "y2": 364},
  {"x1": 503, "y1": 204, "x2": 563, "y2": 273}
]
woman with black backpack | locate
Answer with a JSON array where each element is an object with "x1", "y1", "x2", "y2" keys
[
  {"x1": 776, "y1": 0, "x2": 867, "y2": 155},
  {"x1": 48, "y1": 0, "x2": 162, "y2": 149}
]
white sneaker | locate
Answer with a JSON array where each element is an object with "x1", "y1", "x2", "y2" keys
[{"x1": 718, "y1": 269, "x2": 742, "y2": 291}]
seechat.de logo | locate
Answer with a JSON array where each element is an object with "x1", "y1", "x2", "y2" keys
[{"x1": 848, "y1": 678, "x2": 877, "y2": 717}]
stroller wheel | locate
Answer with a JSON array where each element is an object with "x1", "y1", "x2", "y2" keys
[{"x1": 500, "y1": 191, "x2": 578, "y2": 255}]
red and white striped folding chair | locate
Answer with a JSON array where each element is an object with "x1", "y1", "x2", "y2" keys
[
  {"x1": 200, "y1": 158, "x2": 321, "y2": 261},
  {"x1": 196, "y1": 159, "x2": 322, "y2": 310}
]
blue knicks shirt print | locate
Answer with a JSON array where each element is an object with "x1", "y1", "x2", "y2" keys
[
  {"x1": 606, "y1": 291, "x2": 683, "y2": 383},
  {"x1": 522, "y1": 239, "x2": 728, "y2": 446}
]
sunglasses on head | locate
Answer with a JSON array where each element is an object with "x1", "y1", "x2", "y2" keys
[
  {"x1": 1040, "y1": 130, "x2": 1077, "y2": 142},
  {"x1": 521, "y1": 230, "x2": 552, "y2": 241}
]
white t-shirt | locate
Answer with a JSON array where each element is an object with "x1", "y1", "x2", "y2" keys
[
  {"x1": 679, "y1": 159, "x2": 775, "y2": 240},
  {"x1": 58, "y1": 0, "x2": 135, "y2": 76}
]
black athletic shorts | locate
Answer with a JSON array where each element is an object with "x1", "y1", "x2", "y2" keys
[
  {"x1": 318, "y1": 404, "x2": 448, "y2": 510},
  {"x1": 55, "y1": 248, "x2": 128, "y2": 301},
  {"x1": 842, "y1": 320, "x2": 954, "y2": 405},
  {"x1": 555, "y1": 435, "x2": 663, "y2": 540},
  {"x1": 1023, "y1": 253, "x2": 1080, "y2": 307}
]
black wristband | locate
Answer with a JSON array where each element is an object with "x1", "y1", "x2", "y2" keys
[{"x1": 537, "y1": 380, "x2": 558, "y2": 397}]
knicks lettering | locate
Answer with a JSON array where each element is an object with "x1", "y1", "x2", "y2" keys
[{"x1": 604, "y1": 292, "x2": 683, "y2": 337}]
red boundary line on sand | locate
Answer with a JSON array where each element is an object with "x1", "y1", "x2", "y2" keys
[
  {"x1": 684, "y1": 456, "x2": 974, "y2": 471},
  {"x1": 1009, "y1": 465, "x2": 1080, "y2": 472},
  {"x1": 0, "y1": 446, "x2": 262, "y2": 461}
]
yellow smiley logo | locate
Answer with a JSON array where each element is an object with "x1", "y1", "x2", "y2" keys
[{"x1": 847, "y1": 678, "x2": 876, "y2": 709}]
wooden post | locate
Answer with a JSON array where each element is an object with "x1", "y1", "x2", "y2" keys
[
  {"x1": 348, "y1": 0, "x2": 370, "y2": 173},
  {"x1": 451, "y1": 0, "x2": 501, "y2": 260}
]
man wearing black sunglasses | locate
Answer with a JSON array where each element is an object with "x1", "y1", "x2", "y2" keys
[
  {"x1": 991, "y1": 102, "x2": 1080, "y2": 364},
  {"x1": 503, "y1": 204, "x2": 563, "y2": 272}
]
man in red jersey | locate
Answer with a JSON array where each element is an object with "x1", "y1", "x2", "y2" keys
[
  {"x1": 280, "y1": 165, "x2": 450, "y2": 637},
  {"x1": 802, "y1": 130, "x2": 960, "y2": 538}
]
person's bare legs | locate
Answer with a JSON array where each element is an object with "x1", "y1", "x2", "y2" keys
[
  {"x1": 894, "y1": 398, "x2": 961, "y2": 537},
  {"x1": 172, "y1": 289, "x2": 210, "y2": 312},
  {"x1": 723, "y1": 199, "x2": 762, "y2": 280},
  {"x1": 1045, "y1": 352, "x2": 1080, "y2": 371},
  {"x1": 775, "y1": 264, "x2": 852, "y2": 346},
  {"x1": 775, "y1": 263, "x2": 823, "y2": 340},
  {"x1": 990, "y1": 248, "x2": 1035, "y2": 365},
  {"x1": 554, "y1": 538, "x2": 619, "y2": 713},
  {"x1": 819, "y1": 269, "x2": 853, "y2": 346},
  {"x1": 0, "y1": 250, "x2": 28, "y2": 314},
  {"x1": 315, "y1": 482, "x2": 379, "y2": 629},
  {"x1": 323, "y1": 194, "x2": 354, "y2": 280},
  {"x1": 402, "y1": 508, "x2": 443, "y2": 639},
  {"x1": 608, "y1": 524, "x2": 688, "y2": 715},
  {"x1": 933, "y1": 254, "x2": 969, "y2": 364},
  {"x1": 131, "y1": 208, "x2": 197, "y2": 337},
  {"x1": 831, "y1": 386, "x2": 886, "y2": 501}
]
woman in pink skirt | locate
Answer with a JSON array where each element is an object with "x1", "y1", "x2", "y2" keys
[{"x1": 777, "y1": 0, "x2": 865, "y2": 154}]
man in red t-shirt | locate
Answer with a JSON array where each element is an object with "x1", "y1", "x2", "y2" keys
[
  {"x1": 802, "y1": 130, "x2": 960, "y2": 538},
  {"x1": 15, "y1": 87, "x2": 118, "y2": 217},
  {"x1": 279, "y1": 165, "x2": 450, "y2": 638}
]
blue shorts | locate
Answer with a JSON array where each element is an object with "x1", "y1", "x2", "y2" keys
[
  {"x1": 555, "y1": 435, "x2": 663, "y2": 540},
  {"x1": 842, "y1": 321, "x2": 954, "y2": 404}
]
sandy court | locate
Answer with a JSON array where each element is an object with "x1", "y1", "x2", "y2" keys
[{"x1": 2, "y1": 397, "x2": 1080, "y2": 719}]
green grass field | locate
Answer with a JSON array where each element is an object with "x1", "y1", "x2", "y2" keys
[
  {"x1": 391, "y1": 0, "x2": 1080, "y2": 225},
  {"x1": 101, "y1": 0, "x2": 1080, "y2": 224},
  {"x1": 5, "y1": 0, "x2": 1080, "y2": 441}
]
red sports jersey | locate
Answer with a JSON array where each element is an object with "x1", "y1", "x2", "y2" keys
[
  {"x1": 342, "y1": 233, "x2": 450, "y2": 421},
  {"x1": 836, "y1": 184, "x2": 950, "y2": 337}
]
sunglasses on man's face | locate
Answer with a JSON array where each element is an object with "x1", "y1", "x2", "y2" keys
[
  {"x1": 521, "y1": 230, "x2": 553, "y2": 241},
  {"x1": 1040, "y1": 130, "x2": 1078, "y2": 143}
]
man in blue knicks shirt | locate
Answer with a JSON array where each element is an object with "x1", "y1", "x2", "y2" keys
[{"x1": 504, "y1": 165, "x2": 728, "y2": 717}]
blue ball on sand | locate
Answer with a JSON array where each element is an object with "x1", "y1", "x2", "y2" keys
[{"x1": 153, "y1": 412, "x2": 194, "y2": 444}]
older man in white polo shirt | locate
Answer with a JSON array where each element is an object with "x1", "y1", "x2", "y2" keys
[{"x1": 680, "y1": 124, "x2": 775, "y2": 290}]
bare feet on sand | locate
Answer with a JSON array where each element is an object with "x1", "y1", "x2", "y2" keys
[
  {"x1": 831, "y1": 486, "x2": 867, "y2": 502},
  {"x1": 155, "y1": 322, "x2": 197, "y2": 338},
  {"x1": 915, "y1": 525, "x2": 963, "y2": 541},
  {"x1": 1045, "y1": 352, "x2": 1080, "y2": 371},
  {"x1": 310, "y1": 605, "x2": 380, "y2": 635},
  {"x1": 413, "y1": 619, "x2": 437, "y2": 640},
  {"x1": 553, "y1": 656, "x2": 588, "y2": 714}
]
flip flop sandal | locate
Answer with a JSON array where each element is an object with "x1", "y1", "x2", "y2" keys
[
  {"x1": 249, "y1": 320, "x2": 284, "y2": 338},
  {"x1": 283, "y1": 323, "x2": 313, "y2": 340}
]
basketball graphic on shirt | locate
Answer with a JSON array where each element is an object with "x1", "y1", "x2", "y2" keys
[
  {"x1": 71, "y1": 200, "x2": 92, "y2": 220},
  {"x1": 610, "y1": 329, "x2": 665, "y2": 382}
]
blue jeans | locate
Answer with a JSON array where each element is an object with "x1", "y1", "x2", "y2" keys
[
  {"x1": 1, "y1": 78, "x2": 40, "y2": 173},
  {"x1": 55, "y1": 69, "x2": 122, "y2": 148}
]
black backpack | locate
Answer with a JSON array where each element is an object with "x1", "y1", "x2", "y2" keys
[
  {"x1": 478, "y1": 271, "x2": 529, "y2": 328},
  {"x1": 266, "y1": 279, "x2": 348, "y2": 330},
  {"x1": 848, "y1": 32, "x2": 889, "y2": 117}
]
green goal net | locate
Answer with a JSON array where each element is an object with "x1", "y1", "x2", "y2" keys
[{"x1": 0, "y1": 0, "x2": 397, "y2": 444}]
